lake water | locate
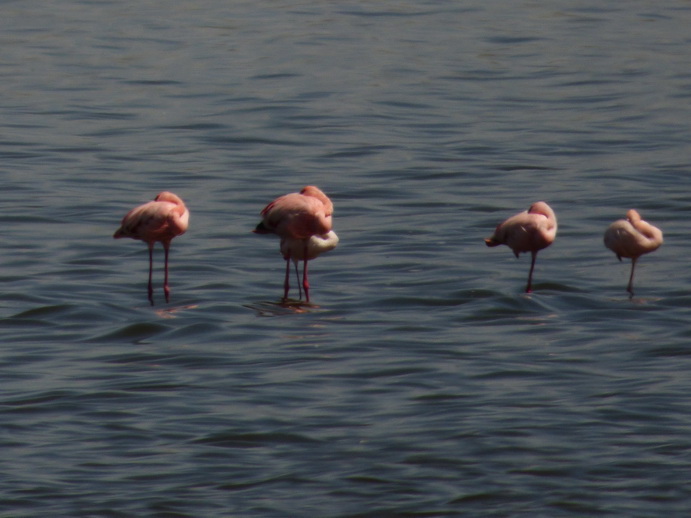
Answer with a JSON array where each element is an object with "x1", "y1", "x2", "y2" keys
[{"x1": 2, "y1": 1, "x2": 691, "y2": 516}]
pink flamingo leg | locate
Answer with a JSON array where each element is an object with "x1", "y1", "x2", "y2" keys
[
  {"x1": 147, "y1": 242, "x2": 155, "y2": 306},
  {"x1": 163, "y1": 241, "x2": 171, "y2": 303},
  {"x1": 627, "y1": 258, "x2": 637, "y2": 297},
  {"x1": 302, "y1": 240, "x2": 310, "y2": 302},
  {"x1": 302, "y1": 260, "x2": 310, "y2": 302},
  {"x1": 283, "y1": 251, "x2": 291, "y2": 300},
  {"x1": 526, "y1": 251, "x2": 537, "y2": 293},
  {"x1": 294, "y1": 261, "x2": 302, "y2": 299}
]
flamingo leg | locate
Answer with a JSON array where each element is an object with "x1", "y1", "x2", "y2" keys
[
  {"x1": 163, "y1": 241, "x2": 172, "y2": 303},
  {"x1": 283, "y1": 251, "x2": 291, "y2": 300},
  {"x1": 627, "y1": 258, "x2": 637, "y2": 297},
  {"x1": 294, "y1": 261, "x2": 302, "y2": 299},
  {"x1": 526, "y1": 251, "x2": 537, "y2": 293},
  {"x1": 147, "y1": 242, "x2": 155, "y2": 306},
  {"x1": 302, "y1": 241, "x2": 310, "y2": 303}
]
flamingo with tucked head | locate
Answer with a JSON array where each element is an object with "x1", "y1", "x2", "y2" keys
[
  {"x1": 604, "y1": 209, "x2": 662, "y2": 296},
  {"x1": 485, "y1": 201, "x2": 557, "y2": 293},
  {"x1": 114, "y1": 191, "x2": 189, "y2": 305},
  {"x1": 281, "y1": 231, "x2": 339, "y2": 300},
  {"x1": 254, "y1": 186, "x2": 335, "y2": 302}
]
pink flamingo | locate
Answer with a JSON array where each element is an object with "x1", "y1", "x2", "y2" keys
[
  {"x1": 485, "y1": 201, "x2": 558, "y2": 293},
  {"x1": 604, "y1": 209, "x2": 663, "y2": 296},
  {"x1": 114, "y1": 191, "x2": 189, "y2": 305},
  {"x1": 254, "y1": 186, "x2": 334, "y2": 302}
]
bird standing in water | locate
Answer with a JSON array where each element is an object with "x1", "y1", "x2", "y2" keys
[
  {"x1": 254, "y1": 186, "x2": 335, "y2": 302},
  {"x1": 281, "y1": 231, "x2": 339, "y2": 300},
  {"x1": 485, "y1": 201, "x2": 557, "y2": 293},
  {"x1": 114, "y1": 191, "x2": 189, "y2": 305},
  {"x1": 604, "y1": 209, "x2": 662, "y2": 297}
]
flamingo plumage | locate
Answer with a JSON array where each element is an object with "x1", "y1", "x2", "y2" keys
[
  {"x1": 604, "y1": 209, "x2": 662, "y2": 296},
  {"x1": 485, "y1": 201, "x2": 557, "y2": 293},
  {"x1": 254, "y1": 186, "x2": 335, "y2": 302},
  {"x1": 114, "y1": 191, "x2": 189, "y2": 305}
]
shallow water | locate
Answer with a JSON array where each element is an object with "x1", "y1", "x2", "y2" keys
[{"x1": 2, "y1": 1, "x2": 691, "y2": 516}]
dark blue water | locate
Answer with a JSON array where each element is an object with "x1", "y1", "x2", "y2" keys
[{"x1": 2, "y1": 1, "x2": 691, "y2": 516}]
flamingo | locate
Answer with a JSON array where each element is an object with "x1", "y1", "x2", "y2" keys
[
  {"x1": 604, "y1": 209, "x2": 662, "y2": 296},
  {"x1": 254, "y1": 186, "x2": 334, "y2": 302},
  {"x1": 281, "y1": 231, "x2": 339, "y2": 300},
  {"x1": 114, "y1": 191, "x2": 189, "y2": 305},
  {"x1": 485, "y1": 201, "x2": 557, "y2": 293}
]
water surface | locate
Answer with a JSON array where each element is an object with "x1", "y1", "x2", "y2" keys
[{"x1": 2, "y1": 1, "x2": 691, "y2": 516}]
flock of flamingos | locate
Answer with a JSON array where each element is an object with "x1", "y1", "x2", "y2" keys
[{"x1": 113, "y1": 186, "x2": 663, "y2": 306}]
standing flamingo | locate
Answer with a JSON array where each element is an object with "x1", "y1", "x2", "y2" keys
[
  {"x1": 485, "y1": 201, "x2": 558, "y2": 293},
  {"x1": 281, "y1": 231, "x2": 339, "y2": 300},
  {"x1": 604, "y1": 209, "x2": 662, "y2": 296},
  {"x1": 254, "y1": 186, "x2": 334, "y2": 302},
  {"x1": 114, "y1": 191, "x2": 189, "y2": 305}
]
